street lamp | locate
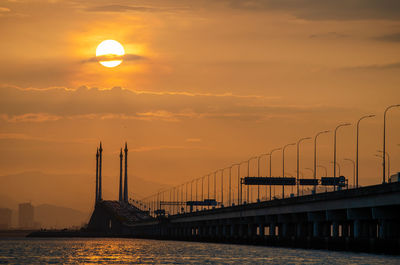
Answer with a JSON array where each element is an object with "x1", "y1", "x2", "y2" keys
[
  {"x1": 247, "y1": 156, "x2": 258, "y2": 203},
  {"x1": 234, "y1": 161, "x2": 248, "y2": 205},
  {"x1": 344, "y1": 158, "x2": 355, "y2": 188},
  {"x1": 330, "y1": 161, "x2": 341, "y2": 176},
  {"x1": 333, "y1": 123, "x2": 351, "y2": 186},
  {"x1": 221, "y1": 167, "x2": 231, "y2": 207},
  {"x1": 383, "y1": 104, "x2": 400, "y2": 183},
  {"x1": 269, "y1": 148, "x2": 282, "y2": 200},
  {"x1": 282, "y1": 143, "x2": 296, "y2": 199},
  {"x1": 356, "y1": 114, "x2": 375, "y2": 188},
  {"x1": 314, "y1": 130, "x2": 330, "y2": 193},
  {"x1": 231, "y1": 163, "x2": 240, "y2": 205},
  {"x1": 377, "y1": 150, "x2": 391, "y2": 179},
  {"x1": 257, "y1": 153, "x2": 269, "y2": 201},
  {"x1": 297, "y1": 137, "x2": 311, "y2": 196}
]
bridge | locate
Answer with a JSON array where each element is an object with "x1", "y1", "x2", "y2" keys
[{"x1": 85, "y1": 105, "x2": 400, "y2": 254}]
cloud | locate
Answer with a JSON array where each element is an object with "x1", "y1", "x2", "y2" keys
[
  {"x1": 309, "y1": 32, "x2": 348, "y2": 39},
  {"x1": 84, "y1": 4, "x2": 187, "y2": 13},
  {"x1": 344, "y1": 61, "x2": 400, "y2": 70},
  {"x1": 82, "y1": 54, "x2": 145, "y2": 63},
  {"x1": 225, "y1": 0, "x2": 400, "y2": 20},
  {"x1": 0, "y1": 113, "x2": 61, "y2": 123},
  {"x1": 185, "y1": 138, "x2": 202, "y2": 143},
  {"x1": 374, "y1": 32, "x2": 400, "y2": 42},
  {"x1": 131, "y1": 145, "x2": 207, "y2": 152},
  {"x1": 0, "y1": 85, "x2": 346, "y2": 124},
  {"x1": 0, "y1": 7, "x2": 10, "y2": 12},
  {"x1": 0, "y1": 132, "x2": 96, "y2": 144},
  {"x1": 85, "y1": 5, "x2": 159, "y2": 13}
]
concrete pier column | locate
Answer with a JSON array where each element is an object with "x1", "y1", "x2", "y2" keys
[
  {"x1": 369, "y1": 222, "x2": 377, "y2": 238},
  {"x1": 230, "y1": 224, "x2": 235, "y2": 237},
  {"x1": 313, "y1": 222, "x2": 321, "y2": 237},
  {"x1": 332, "y1": 222, "x2": 339, "y2": 238},
  {"x1": 259, "y1": 224, "x2": 264, "y2": 237},
  {"x1": 343, "y1": 223, "x2": 349, "y2": 237},
  {"x1": 247, "y1": 224, "x2": 253, "y2": 238},
  {"x1": 269, "y1": 223, "x2": 275, "y2": 236},
  {"x1": 282, "y1": 223, "x2": 288, "y2": 237},
  {"x1": 379, "y1": 220, "x2": 388, "y2": 239},
  {"x1": 222, "y1": 224, "x2": 227, "y2": 238},
  {"x1": 353, "y1": 220, "x2": 361, "y2": 238},
  {"x1": 296, "y1": 223, "x2": 303, "y2": 237}
]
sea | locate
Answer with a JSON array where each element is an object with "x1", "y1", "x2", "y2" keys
[{"x1": 0, "y1": 238, "x2": 399, "y2": 264}]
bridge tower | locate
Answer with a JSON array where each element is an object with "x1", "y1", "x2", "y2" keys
[
  {"x1": 98, "y1": 142, "x2": 103, "y2": 201},
  {"x1": 124, "y1": 142, "x2": 128, "y2": 202},
  {"x1": 95, "y1": 148, "x2": 99, "y2": 203},
  {"x1": 119, "y1": 148, "x2": 123, "y2": 202}
]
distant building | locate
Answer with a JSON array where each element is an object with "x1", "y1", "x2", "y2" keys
[
  {"x1": 19, "y1": 203, "x2": 34, "y2": 228},
  {"x1": 0, "y1": 208, "x2": 12, "y2": 229}
]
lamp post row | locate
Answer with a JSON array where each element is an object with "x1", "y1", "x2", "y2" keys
[{"x1": 145, "y1": 105, "x2": 398, "y2": 215}]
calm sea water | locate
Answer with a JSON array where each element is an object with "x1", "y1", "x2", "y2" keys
[{"x1": 0, "y1": 238, "x2": 399, "y2": 264}]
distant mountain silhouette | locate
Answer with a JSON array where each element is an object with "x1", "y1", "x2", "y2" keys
[
  {"x1": 0, "y1": 171, "x2": 169, "y2": 220},
  {"x1": 35, "y1": 204, "x2": 89, "y2": 229}
]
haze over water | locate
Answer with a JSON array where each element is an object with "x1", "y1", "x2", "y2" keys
[{"x1": 0, "y1": 238, "x2": 399, "y2": 264}]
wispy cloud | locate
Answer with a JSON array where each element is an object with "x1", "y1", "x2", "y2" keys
[
  {"x1": 131, "y1": 145, "x2": 207, "y2": 152},
  {"x1": 373, "y1": 32, "x2": 400, "y2": 42},
  {"x1": 84, "y1": 4, "x2": 187, "y2": 13},
  {"x1": 0, "y1": 113, "x2": 61, "y2": 123},
  {"x1": 82, "y1": 54, "x2": 145, "y2": 63},
  {"x1": 0, "y1": 7, "x2": 10, "y2": 13},
  {"x1": 343, "y1": 61, "x2": 400, "y2": 71},
  {"x1": 0, "y1": 132, "x2": 96, "y2": 144},
  {"x1": 85, "y1": 5, "x2": 160, "y2": 13},
  {"x1": 185, "y1": 138, "x2": 202, "y2": 143},
  {"x1": 226, "y1": 0, "x2": 400, "y2": 21},
  {"x1": 309, "y1": 32, "x2": 348, "y2": 39}
]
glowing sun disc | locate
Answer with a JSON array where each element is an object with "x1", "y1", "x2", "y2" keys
[{"x1": 96, "y1": 40, "x2": 125, "y2": 68}]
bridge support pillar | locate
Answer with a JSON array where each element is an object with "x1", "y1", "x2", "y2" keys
[
  {"x1": 259, "y1": 224, "x2": 264, "y2": 237},
  {"x1": 296, "y1": 223, "x2": 304, "y2": 238},
  {"x1": 269, "y1": 223, "x2": 275, "y2": 236},
  {"x1": 313, "y1": 222, "x2": 321, "y2": 237},
  {"x1": 354, "y1": 220, "x2": 361, "y2": 238},
  {"x1": 332, "y1": 221, "x2": 339, "y2": 238},
  {"x1": 230, "y1": 224, "x2": 235, "y2": 238},
  {"x1": 282, "y1": 223, "x2": 288, "y2": 237}
]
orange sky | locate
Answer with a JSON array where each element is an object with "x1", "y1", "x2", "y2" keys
[{"x1": 0, "y1": 0, "x2": 399, "y2": 212}]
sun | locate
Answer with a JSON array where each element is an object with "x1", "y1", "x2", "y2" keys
[{"x1": 96, "y1": 40, "x2": 125, "y2": 68}]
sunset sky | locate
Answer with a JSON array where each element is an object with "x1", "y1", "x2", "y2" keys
[{"x1": 0, "y1": 0, "x2": 399, "y2": 212}]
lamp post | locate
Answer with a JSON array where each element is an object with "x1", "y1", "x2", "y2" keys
[
  {"x1": 331, "y1": 161, "x2": 341, "y2": 176},
  {"x1": 257, "y1": 153, "x2": 269, "y2": 201},
  {"x1": 282, "y1": 143, "x2": 295, "y2": 199},
  {"x1": 221, "y1": 167, "x2": 231, "y2": 207},
  {"x1": 356, "y1": 114, "x2": 375, "y2": 188},
  {"x1": 235, "y1": 161, "x2": 247, "y2": 205},
  {"x1": 383, "y1": 104, "x2": 400, "y2": 183},
  {"x1": 297, "y1": 137, "x2": 311, "y2": 196},
  {"x1": 247, "y1": 156, "x2": 258, "y2": 203},
  {"x1": 314, "y1": 131, "x2": 330, "y2": 194},
  {"x1": 377, "y1": 150, "x2": 391, "y2": 179},
  {"x1": 231, "y1": 163, "x2": 240, "y2": 205},
  {"x1": 227, "y1": 166, "x2": 233, "y2": 206},
  {"x1": 344, "y1": 158, "x2": 355, "y2": 188},
  {"x1": 269, "y1": 148, "x2": 282, "y2": 200},
  {"x1": 333, "y1": 123, "x2": 351, "y2": 190}
]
